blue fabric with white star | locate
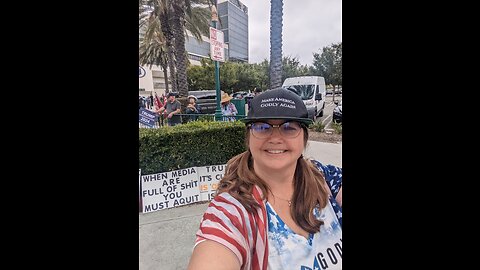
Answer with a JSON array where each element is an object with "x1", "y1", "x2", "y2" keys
[{"x1": 311, "y1": 160, "x2": 342, "y2": 227}]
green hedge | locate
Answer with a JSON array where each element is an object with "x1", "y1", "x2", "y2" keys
[{"x1": 139, "y1": 120, "x2": 247, "y2": 174}]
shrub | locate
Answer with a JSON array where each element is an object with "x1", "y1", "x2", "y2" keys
[
  {"x1": 309, "y1": 121, "x2": 325, "y2": 132},
  {"x1": 332, "y1": 122, "x2": 342, "y2": 134},
  {"x1": 139, "y1": 121, "x2": 246, "y2": 174}
]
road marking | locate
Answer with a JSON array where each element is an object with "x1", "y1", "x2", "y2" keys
[
  {"x1": 322, "y1": 115, "x2": 332, "y2": 125},
  {"x1": 325, "y1": 118, "x2": 333, "y2": 128}
]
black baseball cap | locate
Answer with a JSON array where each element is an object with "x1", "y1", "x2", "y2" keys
[{"x1": 241, "y1": 87, "x2": 313, "y2": 125}]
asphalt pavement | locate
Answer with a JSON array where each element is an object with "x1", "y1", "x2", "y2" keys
[{"x1": 139, "y1": 140, "x2": 342, "y2": 270}]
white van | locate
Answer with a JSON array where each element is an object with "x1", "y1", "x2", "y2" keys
[{"x1": 282, "y1": 76, "x2": 326, "y2": 121}]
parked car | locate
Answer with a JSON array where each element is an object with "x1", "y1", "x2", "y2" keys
[
  {"x1": 187, "y1": 90, "x2": 217, "y2": 114},
  {"x1": 332, "y1": 100, "x2": 342, "y2": 124},
  {"x1": 231, "y1": 91, "x2": 249, "y2": 99}
]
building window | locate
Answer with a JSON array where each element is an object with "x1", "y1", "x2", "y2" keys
[
  {"x1": 188, "y1": 54, "x2": 201, "y2": 61},
  {"x1": 154, "y1": 82, "x2": 166, "y2": 89}
]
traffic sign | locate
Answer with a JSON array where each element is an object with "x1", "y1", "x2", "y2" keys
[{"x1": 209, "y1": 27, "x2": 225, "y2": 62}]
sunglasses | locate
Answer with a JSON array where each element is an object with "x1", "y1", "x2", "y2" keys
[{"x1": 247, "y1": 121, "x2": 304, "y2": 139}]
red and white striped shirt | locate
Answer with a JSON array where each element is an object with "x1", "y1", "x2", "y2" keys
[
  {"x1": 195, "y1": 185, "x2": 269, "y2": 270},
  {"x1": 194, "y1": 161, "x2": 342, "y2": 269}
]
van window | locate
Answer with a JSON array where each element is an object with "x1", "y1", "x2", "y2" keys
[
  {"x1": 285, "y1": 85, "x2": 315, "y2": 100},
  {"x1": 316, "y1": 85, "x2": 319, "y2": 94}
]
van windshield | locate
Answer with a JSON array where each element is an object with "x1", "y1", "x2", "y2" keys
[{"x1": 285, "y1": 85, "x2": 315, "y2": 100}]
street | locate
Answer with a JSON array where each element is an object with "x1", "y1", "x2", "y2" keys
[{"x1": 317, "y1": 94, "x2": 342, "y2": 128}]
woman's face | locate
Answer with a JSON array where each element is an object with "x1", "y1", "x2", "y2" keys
[{"x1": 248, "y1": 120, "x2": 305, "y2": 172}]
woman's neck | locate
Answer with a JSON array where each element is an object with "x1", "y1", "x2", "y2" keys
[{"x1": 254, "y1": 163, "x2": 296, "y2": 195}]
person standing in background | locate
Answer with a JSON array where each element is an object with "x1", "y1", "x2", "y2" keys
[
  {"x1": 185, "y1": 95, "x2": 200, "y2": 122},
  {"x1": 247, "y1": 87, "x2": 262, "y2": 111},
  {"x1": 220, "y1": 92, "x2": 238, "y2": 121},
  {"x1": 149, "y1": 92, "x2": 154, "y2": 110},
  {"x1": 157, "y1": 92, "x2": 182, "y2": 126}
]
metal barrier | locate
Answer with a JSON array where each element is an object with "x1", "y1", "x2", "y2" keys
[{"x1": 139, "y1": 113, "x2": 246, "y2": 128}]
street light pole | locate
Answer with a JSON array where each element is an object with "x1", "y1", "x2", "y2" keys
[{"x1": 211, "y1": 4, "x2": 222, "y2": 121}]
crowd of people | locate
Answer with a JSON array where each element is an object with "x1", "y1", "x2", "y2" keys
[
  {"x1": 139, "y1": 87, "x2": 263, "y2": 127},
  {"x1": 138, "y1": 93, "x2": 155, "y2": 110}
]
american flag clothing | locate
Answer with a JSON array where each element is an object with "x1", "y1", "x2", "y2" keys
[
  {"x1": 194, "y1": 160, "x2": 342, "y2": 270},
  {"x1": 266, "y1": 199, "x2": 342, "y2": 269},
  {"x1": 154, "y1": 94, "x2": 162, "y2": 109}
]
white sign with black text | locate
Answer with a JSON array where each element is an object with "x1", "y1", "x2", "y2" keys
[
  {"x1": 197, "y1": 164, "x2": 224, "y2": 201},
  {"x1": 209, "y1": 27, "x2": 225, "y2": 62},
  {"x1": 140, "y1": 164, "x2": 226, "y2": 213},
  {"x1": 141, "y1": 167, "x2": 200, "y2": 213}
]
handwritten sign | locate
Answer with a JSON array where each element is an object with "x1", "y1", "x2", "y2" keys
[
  {"x1": 141, "y1": 167, "x2": 200, "y2": 213},
  {"x1": 140, "y1": 164, "x2": 226, "y2": 213},
  {"x1": 197, "y1": 164, "x2": 225, "y2": 201}
]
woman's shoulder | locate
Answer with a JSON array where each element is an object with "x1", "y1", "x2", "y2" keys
[
  {"x1": 310, "y1": 159, "x2": 342, "y2": 196},
  {"x1": 211, "y1": 186, "x2": 265, "y2": 213},
  {"x1": 310, "y1": 159, "x2": 342, "y2": 175},
  {"x1": 205, "y1": 192, "x2": 258, "y2": 226},
  {"x1": 211, "y1": 192, "x2": 246, "y2": 210}
]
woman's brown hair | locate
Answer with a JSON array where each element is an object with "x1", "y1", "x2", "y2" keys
[{"x1": 216, "y1": 126, "x2": 330, "y2": 233}]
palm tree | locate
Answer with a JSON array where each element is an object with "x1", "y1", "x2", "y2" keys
[
  {"x1": 140, "y1": 0, "x2": 214, "y2": 96},
  {"x1": 269, "y1": 0, "x2": 284, "y2": 89},
  {"x1": 185, "y1": 4, "x2": 211, "y2": 40},
  {"x1": 171, "y1": 1, "x2": 189, "y2": 97},
  {"x1": 140, "y1": 0, "x2": 178, "y2": 93},
  {"x1": 139, "y1": 13, "x2": 170, "y2": 93},
  {"x1": 172, "y1": 0, "x2": 215, "y2": 97}
]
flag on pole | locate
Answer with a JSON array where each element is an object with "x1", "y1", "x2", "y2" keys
[{"x1": 154, "y1": 93, "x2": 162, "y2": 110}]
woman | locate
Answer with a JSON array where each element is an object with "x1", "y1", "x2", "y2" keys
[
  {"x1": 221, "y1": 92, "x2": 238, "y2": 121},
  {"x1": 186, "y1": 95, "x2": 200, "y2": 122},
  {"x1": 187, "y1": 88, "x2": 342, "y2": 270}
]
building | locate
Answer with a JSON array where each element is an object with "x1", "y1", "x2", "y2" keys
[
  {"x1": 139, "y1": 0, "x2": 249, "y2": 96},
  {"x1": 185, "y1": 0, "x2": 249, "y2": 65},
  {"x1": 218, "y1": 0, "x2": 249, "y2": 63},
  {"x1": 184, "y1": 32, "x2": 221, "y2": 66}
]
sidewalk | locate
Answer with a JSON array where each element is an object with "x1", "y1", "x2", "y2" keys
[
  {"x1": 139, "y1": 202, "x2": 208, "y2": 270},
  {"x1": 139, "y1": 140, "x2": 341, "y2": 270},
  {"x1": 304, "y1": 140, "x2": 342, "y2": 167}
]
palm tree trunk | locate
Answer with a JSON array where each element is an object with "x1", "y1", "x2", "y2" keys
[
  {"x1": 172, "y1": 1, "x2": 189, "y2": 97},
  {"x1": 269, "y1": 0, "x2": 283, "y2": 89},
  {"x1": 162, "y1": 63, "x2": 170, "y2": 93},
  {"x1": 159, "y1": 11, "x2": 178, "y2": 93}
]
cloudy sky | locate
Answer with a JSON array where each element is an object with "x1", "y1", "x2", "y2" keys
[{"x1": 238, "y1": 0, "x2": 342, "y2": 66}]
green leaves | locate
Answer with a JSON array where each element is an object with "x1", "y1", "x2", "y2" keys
[
  {"x1": 139, "y1": 121, "x2": 246, "y2": 174},
  {"x1": 312, "y1": 42, "x2": 342, "y2": 88}
]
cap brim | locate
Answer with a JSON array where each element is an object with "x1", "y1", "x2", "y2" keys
[{"x1": 241, "y1": 116, "x2": 313, "y2": 126}]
